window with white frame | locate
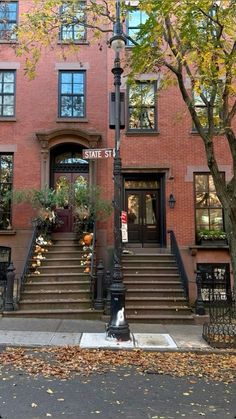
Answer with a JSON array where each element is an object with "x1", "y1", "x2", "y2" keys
[{"x1": 0, "y1": 71, "x2": 16, "y2": 117}]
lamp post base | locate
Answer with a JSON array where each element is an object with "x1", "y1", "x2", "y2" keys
[{"x1": 106, "y1": 263, "x2": 131, "y2": 341}]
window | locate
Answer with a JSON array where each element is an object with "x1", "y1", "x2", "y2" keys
[
  {"x1": 195, "y1": 173, "x2": 224, "y2": 237},
  {"x1": 193, "y1": 5, "x2": 219, "y2": 40},
  {"x1": 193, "y1": 88, "x2": 222, "y2": 131},
  {"x1": 128, "y1": 81, "x2": 156, "y2": 131},
  {"x1": 0, "y1": 1, "x2": 18, "y2": 41},
  {"x1": 0, "y1": 153, "x2": 13, "y2": 230},
  {"x1": 59, "y1": 71, "x2": 85, "y2": 118},
  {"x1": 0, "y1": 71, "x2": 16, "y2": 117},
  {"x1": 126, "y1": 8, "x2": 148, "y2": 46},
  {"x1": 60, "y1": 1, "x2": 86, "y2": 42}
]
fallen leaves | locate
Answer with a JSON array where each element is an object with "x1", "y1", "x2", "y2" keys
[
  {"x1": 46, "y1": 388, "x2": 54, "y2": 395},
  {"x1": 0, "y1": 347, "x2": 235, "y2": 384}
]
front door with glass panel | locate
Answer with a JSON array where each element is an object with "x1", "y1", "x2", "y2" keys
[
  {"x1": 54, "y1": 173, "x2": 88, "y2": 232},
  {"x1": 125, "y1": 180, "x2": 160, "y2": 245},
  {"x1": 52, "y1": 146, "x2": 89, "y2": 233}
]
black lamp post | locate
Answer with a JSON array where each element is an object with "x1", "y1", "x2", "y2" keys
[{"x1": 107, "y1": 0, "x2": 131, "y2": 341}]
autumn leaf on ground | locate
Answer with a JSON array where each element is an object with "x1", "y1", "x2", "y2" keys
[{"x1": 0, "y1": 347, "x2": 235, "y2": 384}]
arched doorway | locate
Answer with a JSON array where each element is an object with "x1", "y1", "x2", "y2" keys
[
  {"x1": 36, "y1": 127, "x2": 102, "y2": 233},
  {"x1": 50, "y1": 144, "x2": 89, "y2": 232}
]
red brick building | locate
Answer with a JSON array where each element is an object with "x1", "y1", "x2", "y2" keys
[{"x1": 0, "y1": 1, "x2": 233, "y2": 315}]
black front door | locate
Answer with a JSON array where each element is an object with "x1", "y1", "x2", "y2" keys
[{"x1": 125, "y1": 189, "x2": 160, "y2": 244}]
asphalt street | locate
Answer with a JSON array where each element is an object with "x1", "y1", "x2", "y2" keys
[{"x1": 0, "y1": 365, "x2": 235, "y2": 419}]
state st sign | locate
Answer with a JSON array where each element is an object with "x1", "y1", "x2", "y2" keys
[{"x1": 82, "y1": 148, "x2": 114, "y2": 159}]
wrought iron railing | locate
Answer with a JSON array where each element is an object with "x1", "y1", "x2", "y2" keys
[
  {"x1": 202, "y1": 291, "x2": 236, "y2": 348},
  {"x1": 89, "y1": 221, "x2": 96, "y2": 307},
  {"x1": 18, "y1": 223, "x2": 39, "y2": 303},
  {"x1": 168, "y1": 230, "x2": 189, "y2": 301}
]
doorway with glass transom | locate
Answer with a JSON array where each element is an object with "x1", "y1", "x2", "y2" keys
[{"x1": 124, "y1": 174, "x2": 166, "y2": 247}]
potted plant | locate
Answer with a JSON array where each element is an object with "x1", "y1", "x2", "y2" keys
[
  {"x1": 73, "y1": 184, "x2": 112, "y2": 239},
  {"x1": 5, "y1": 186, "x2": 67, "y2": 237},
  {"x1": 197, "y1": 229, "x2": 227, "y2": 245}
]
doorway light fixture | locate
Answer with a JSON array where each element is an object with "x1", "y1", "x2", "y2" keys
[{"x1": 169, "y1": 193, "x2": 176, "y2": 209}]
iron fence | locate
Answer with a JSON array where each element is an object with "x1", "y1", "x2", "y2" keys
[{"x1": 202, "y1": 291, "x2": 236, "y2": 349}]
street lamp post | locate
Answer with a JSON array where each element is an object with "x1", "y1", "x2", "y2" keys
[{"x1": 107, "y1": 0, "x2": 130, "y2": 341}]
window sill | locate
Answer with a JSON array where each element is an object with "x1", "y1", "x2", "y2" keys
[
  {"x1": 0, "y1": 117, "x2": 16, "y2": 122},
  {"x1": 0, "y1": 40, "x2": 18, "y2": 44},
  {"x1": 57, "y1": 41, "x2": 89, "y2": 45},
  {"x1": 0, "y1": 230, "x2": 16, "y2": 235},
  {"x1": 56, "y1": 118, "x2": 89, "y2": 123},
  {"x1": 125, "y1": 130, "x2": 160, "y2": 136}
]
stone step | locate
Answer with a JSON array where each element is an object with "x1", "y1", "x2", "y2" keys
[
  {"x1": 122, "y1": 254, "x2": 174, "y2": 261},
  {"x1": 123, "y1": 267, "x2": 179, "y2": 275},
  {"x1": 49, "y1": 244, "x2": 84, "y2": 252},
  {"x1": 25, "y1": 281, "x2": 90, "y2": 291},
  {"x1": 122, "y1": 260, "x2": 177, "y2": 267},
  {"x1": 52, "y1": 233, "x2": 77, "y2": 239},
  {"x1": 125, "y1": 305, "x2": 191, "y2": 316},
  {"x1": 126, "y1": 314, "x2": 194, "y2": 324},
  {"x1": 125, "y1": 288, "x2": 185, "y2": 298},
  {"x1": 19, "y1": 299, "x2": 92, "y2": 310},
  {"x1": 4, "y1": 309, "x2": 102, "y2": 320},
  {"x1": 124, "y1": 281, "x2": 183, "y2": 290},
  {"x1": 52, "y1": 238, "x2": 79, "y2": 245},
  {"x1": 124, "y1": 274, "x2": 181, "y2": 282},
  {"x1": 21, "y1": 289, "x2": 91, "y2": 300},
  {"x1": 46, "y1": 251, "x2": 86, "y2": 259},
  {"x1": 33, "y1": 258, "x2": 83, "y2": 267},
  {"x1": 126, "y1": 296, "x2": 187, "y2": 306},
  {"x1": 35, "y1": 265, "x2": 87, "y2": 274}
]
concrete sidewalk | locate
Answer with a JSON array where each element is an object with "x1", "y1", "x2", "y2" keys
[{"x1": 0, "y1": 317, "x2": 213, "y2": 351}]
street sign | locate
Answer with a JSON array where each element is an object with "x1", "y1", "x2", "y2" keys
[
  {"x1": 82, "y1": 148, "x2": 114, "y2": 159},
  {"x1": 121, "y1": 211, "x2": 128, "y2": 243}
]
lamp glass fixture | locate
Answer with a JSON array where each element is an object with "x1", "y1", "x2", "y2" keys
[{"x1": 111, "y1": 36, "x2": 126, "y2": 53}]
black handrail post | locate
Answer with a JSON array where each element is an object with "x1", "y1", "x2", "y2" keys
[
  {"x1": 195, "y1": 270, "x2": 206, "y2": 315},
  {"x1": 168, "y1": 230, "x2": 189, "y2": 301},
  {"x1": 4, "y1": 262, "x2": 15, "y2": 311},
  {"x1": 89, "y1": 221, "x2": 96, "y2": 307},
  {"x1": 94, "y1": 259, "x2": 104, "y2": 310},
  {"x1": 104, "y1": 270, "x2": 112, "y2": 315}
]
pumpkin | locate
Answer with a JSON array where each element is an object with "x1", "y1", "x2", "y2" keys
[{"x1": 83, "y1": 233, "x2": 93, "y2": 246}]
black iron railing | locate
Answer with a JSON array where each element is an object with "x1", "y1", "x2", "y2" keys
[
  {"x1": 168, "y1": 230, "x2": 189, "y2": 301},
  {"x1": 202, "y1": 291, "x2": 236, "y2": 348},
  {"x1": 18, "y1": 224, "x2": 39, "y2": 303},
  {"x1": 89, "y1": 221, "x2": 96, "y2": 307}
]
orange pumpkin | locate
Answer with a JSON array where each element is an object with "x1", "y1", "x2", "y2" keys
[{"x1": 83, "y1": 233, "x2": 93, "y2": 246}]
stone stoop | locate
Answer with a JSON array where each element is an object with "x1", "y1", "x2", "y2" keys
[
  {"x1": 5, "y1": 232, "x2": 102, "y2": 320},
  {"x1": 122, "y1": 252, "x2": 194, "y2": 324}
]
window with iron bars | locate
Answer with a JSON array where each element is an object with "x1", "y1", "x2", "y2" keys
[{"x1": 197, "y1": 263, "x2": 231, "y2": 302}]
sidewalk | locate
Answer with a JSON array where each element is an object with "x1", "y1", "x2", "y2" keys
[{"x1": 0, "y1": 317, "x2": 214, "y2": 351}]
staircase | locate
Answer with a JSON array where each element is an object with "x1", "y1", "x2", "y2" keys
[
  {"x1": 8, "y1": 233, "x2": 102, "y2": 319},
  {"x1": 123, "y1": 251, "x2": 194, "y2": 324}
]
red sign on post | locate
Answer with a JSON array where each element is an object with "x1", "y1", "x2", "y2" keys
[
  {"x1": 121, "y1": 211, "x2": 127, "y2": 224},
  {"x1": 121, "y1": 211, "x2": 128, "y2": 243}
]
